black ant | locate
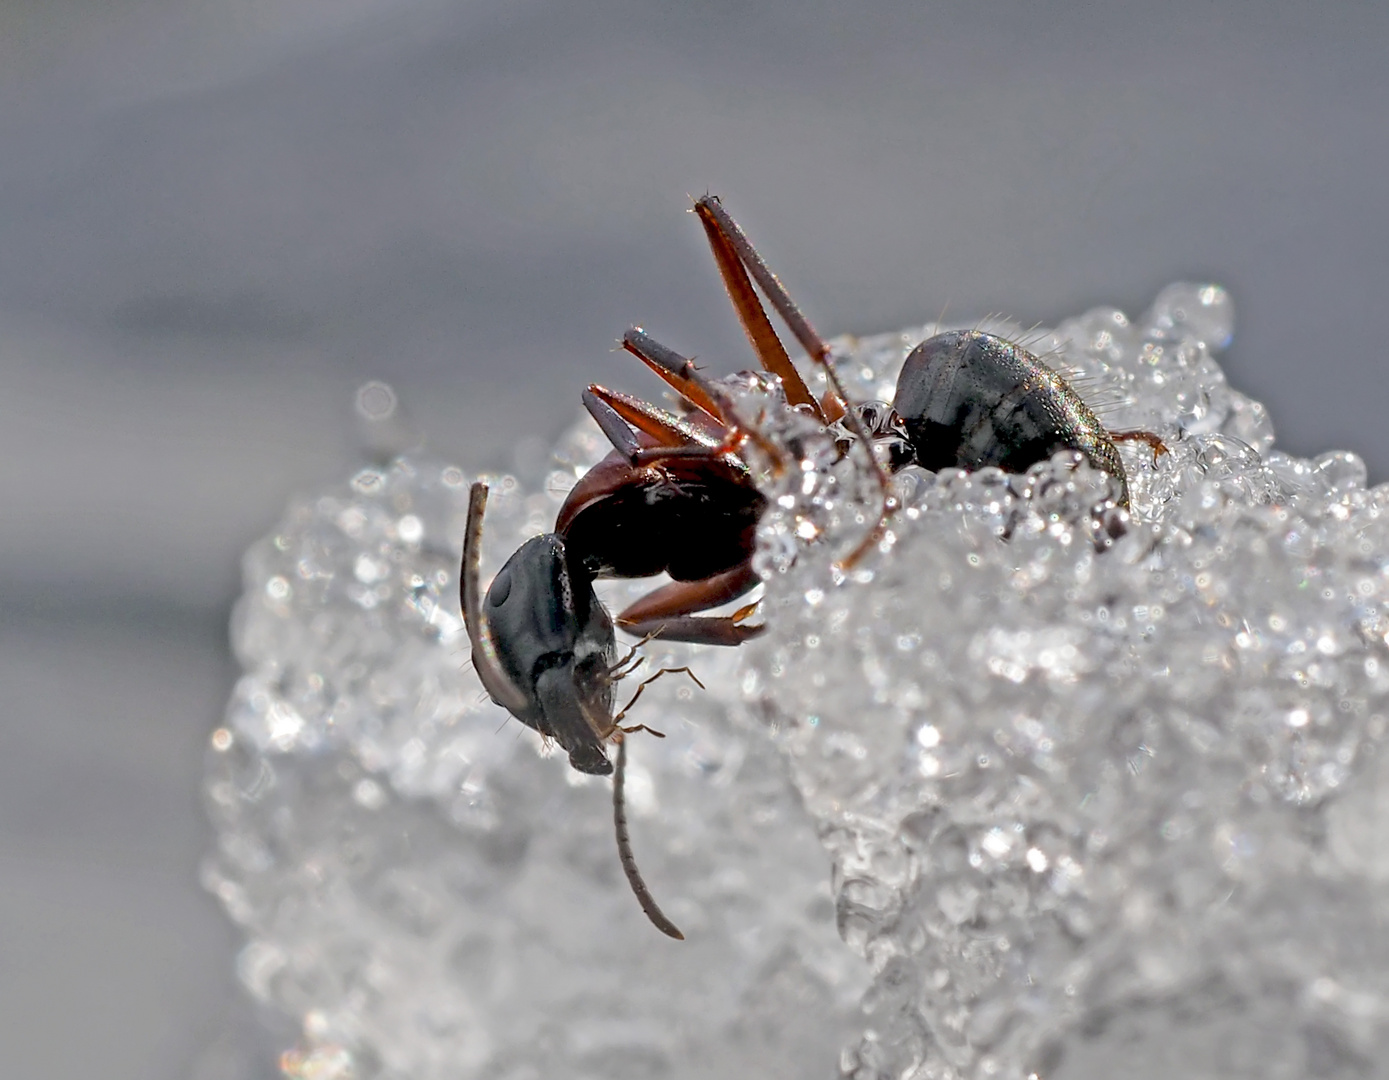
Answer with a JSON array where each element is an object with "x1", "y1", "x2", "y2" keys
[{"x1": 460, "y1": 196, "x2": 1165, "y2": 936}]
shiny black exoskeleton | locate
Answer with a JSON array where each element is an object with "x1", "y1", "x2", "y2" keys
[
  {"x1": 479, "y1": 532, "x2": 617, "y2": 776},
  {"x1": 892, "y1": 329, "x2": 1130, "y2": 506}
]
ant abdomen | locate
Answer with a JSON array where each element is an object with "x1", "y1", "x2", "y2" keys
[{"x1": 891, "y1": 330, "x2": 1128, "y2": 506}]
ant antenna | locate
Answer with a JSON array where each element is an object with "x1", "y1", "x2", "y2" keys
[
  {"x1": 613, "y1": 735, "x2": 684, "y2": 940},
  {"x1": 606, "y1": 663, "x2": 704, "y2": 940}
]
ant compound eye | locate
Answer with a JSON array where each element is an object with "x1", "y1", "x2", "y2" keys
[{"x1": 487, "y1": 565, "x2": 513, "y2": 607}]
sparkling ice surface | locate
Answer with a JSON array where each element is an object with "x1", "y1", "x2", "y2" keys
[{"x1": 206, "y1": 284, "x2": 1389, "y2": 1079}]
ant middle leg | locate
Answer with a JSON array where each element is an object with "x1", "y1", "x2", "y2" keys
[{"x1": 618, "y1": 330, "x2": 786, "y2": 470}]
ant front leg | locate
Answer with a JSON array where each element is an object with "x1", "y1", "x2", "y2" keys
[
  {"x1": 616, "y1": 562, "x2": 762, "y2": 646},
  {"x1": 613, "y1": 666, "x2": 706, "y2": 727}
]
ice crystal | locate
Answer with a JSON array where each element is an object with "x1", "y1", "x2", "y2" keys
[{"x1": 206, "y1": 284, "x2": 1389, "y2": 1079}]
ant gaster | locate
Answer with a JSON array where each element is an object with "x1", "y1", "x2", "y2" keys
[
  {"x1": 462, "y1": 196, "x2": 1164, "y2": 936},
  {"x1": 893, "y1": 329, "x2": 1166, "y2": 509}
]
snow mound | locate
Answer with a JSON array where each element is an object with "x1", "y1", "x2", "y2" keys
[{"x1": 206, "y1": 284, "x2": 1389, "y2": 1079}]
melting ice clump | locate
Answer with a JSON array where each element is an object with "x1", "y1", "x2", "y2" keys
[{"x1": 206, "y1": 284, "x2": 1389, "y2": 1079}]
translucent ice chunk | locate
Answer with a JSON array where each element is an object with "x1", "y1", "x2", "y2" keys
[
  {"x1": 206, "y1": 453, "x2": 865, "y2": 1080},
  {"x1": 207, "y1": 286, "x2": 1389, "y2": 1080}
]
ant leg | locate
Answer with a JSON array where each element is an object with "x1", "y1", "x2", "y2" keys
[
  {"x1": 690, "y1": 200, "x2": 821, "y2": 416},
  {"x1": 1111, "y1": 429, "x2": 1169, "y2": 465},
  {"x1": 693, "y1": 197, "x2": 828, "y2": 371},
  {"x1": 612, "y1": 735, "x2": 684, "y2": 940},
  {"x1": 605, "y1": 638, "x2": 649, "y2": 682},
  {"x1": 585, "y1": 385, "x2": 726, "y2": 458},
  {"x1": 616, "y1": 330, "x2": 727, "y2": 424},
  {"x1": 620, "y1": 330, "x2": 786, "y2": 470},
  {"x1": 584, "y1": 389, "x2": 648, "y2": 460},
  {"x1": 586, "y1": 386, "x2": 757, "y2": 480},
  {"x1": 616, "y1": 562, "x2": 763, "y2": 647},
  {"x1": 694, "y1": 196, "x2": 895, "y2": 566},
  {"x1": 614, "y1": 665, "x2": 707, "y2": 723}
]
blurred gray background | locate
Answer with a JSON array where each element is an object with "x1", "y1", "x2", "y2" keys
[{"x1": 1, "y1": 1, "x2": 1385, "y2": 1077}]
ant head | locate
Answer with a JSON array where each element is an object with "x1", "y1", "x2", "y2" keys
[{"x1": 462, "y1": 484, "x2": 617, "y2": 775}]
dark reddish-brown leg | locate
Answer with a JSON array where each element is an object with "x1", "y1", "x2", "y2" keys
[
  {"x1": 1111, "y1": 429, "x2": 1169, "y2": 465},
  {"x1": 612, "y1": 665, "x2": 705, "y2": 726},
  {"x1": 583, "y1": 384, "x2": 768, "y2": 495},
  {"x1": 693, "y1": 196, "x2": 895, "y2": 565},
  {"x1": 618, "y1": 328, "x2": 729, "y2": 424},
  {"x1": 620, "y1": 328, "x2": 786, "y2": 469},
  {"x1": 692, "y1": 201, "x2": 822, "y2": 417},
  {"x1": 615, "y1": 562, "x2": 762, "y2": 646},
  {"x1": 584, "y1": 386, "x2": 723, "y2": 458}
]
